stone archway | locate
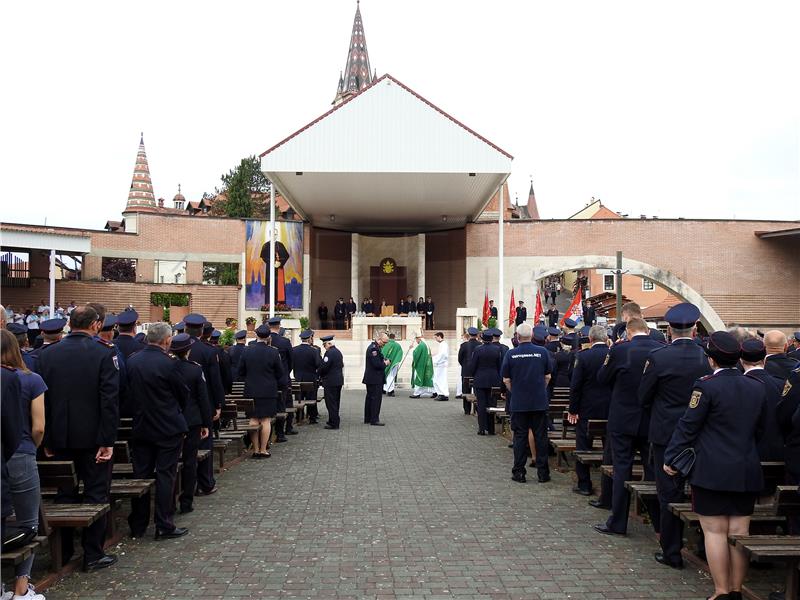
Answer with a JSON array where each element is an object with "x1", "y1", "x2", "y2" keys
[{"x1": 526, "y1": 255, "x2": 725, "y2": 332}]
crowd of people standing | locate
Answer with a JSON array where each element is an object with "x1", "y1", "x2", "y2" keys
[{"x1": 318, "y1": 295, "x2": 436, "y2": 330}]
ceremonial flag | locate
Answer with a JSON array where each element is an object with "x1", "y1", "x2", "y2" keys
[
  {"x1": 508, "y1": 288, "x2": 516, "y2": 327},
  {"x1": 560, "y1": 286, "x2": 584, "y2": 326},
  {"x1": 534, "y1": 291, "x2": 544, "y2": 324},
  {"x1": 482, "y1": 289, "x2": 490, "y2": 326}
]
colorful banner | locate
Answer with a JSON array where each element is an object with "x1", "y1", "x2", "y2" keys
[{"x1": 245, "y1": 220, "x2": 303, "y2": 310}]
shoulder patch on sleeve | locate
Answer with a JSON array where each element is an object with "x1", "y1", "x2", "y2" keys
[
  {"x1": 783, "y1": 379, "x2": 793, "y2": 397},
  {"x1": 603, "y1": 354, "x2": 610, "y2": 366},
  {"x1": 96, "y1": 338, "x2": 113, "y2": 348},
  {"x1": 643, "y1": 359, "x2": 649, "y2": 374},
  {"x1": 689, "y1": 390, "x2": 702, "y2": 408},
  {"x1": 323, "y1": 356, "x2": 329, "y2": 362},
  {"x1": 112, "y1": 355, "x2": 119, "y2": 370}
]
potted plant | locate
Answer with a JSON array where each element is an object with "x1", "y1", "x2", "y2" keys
[
  {"x1": 487, "y1": 316, "x2": 497, "y2": 329},
  {"x1": 245, "y1": 316, "x2": 257, "y2": 331}
]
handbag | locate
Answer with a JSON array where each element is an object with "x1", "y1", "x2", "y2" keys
[{"x1": 668, "y1": 447, "x2": 696, "y2": 477}]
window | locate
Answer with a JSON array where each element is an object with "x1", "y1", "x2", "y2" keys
[
  {"x1": 603, "y1": 274, "x2": 615, "y2": 291},
  {"x1": 203, "y1": 262, "x2": 240, "y2": 286},
  {"x1": 101, "y1": 257, "x2": 136, "y2": 282},
  {"x1": 0, "y1": 252, "x2": 30, "y2": 288},
  {"x1": 154, "y1": 260, "x2": 186, "y2": 284},
  {"x1": 642, "y1": 278, "x2": 655, "y2": 291}
]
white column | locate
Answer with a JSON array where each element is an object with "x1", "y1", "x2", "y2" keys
[
  {"x1": 49, "y1": 249, "x2": 56, "y2": 319},
  {"x1": 351, "y1": 233, "x2": 359, "y2": 300},
  {"x1": 497, "y1": 185, "x2": 504, "y2": 331},
  {"x1": 269, "y1": 182, "x2": 276, "y2": 318},
  {"x1": 417, "y1": 233, "x2": 426, "y2": 299}
]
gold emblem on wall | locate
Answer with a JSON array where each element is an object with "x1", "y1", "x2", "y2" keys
[{"x1": 380, "y1": 257, "x2": 397, "y2": 274}]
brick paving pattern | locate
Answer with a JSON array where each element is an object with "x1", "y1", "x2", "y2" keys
[{"x1": 45, "y1": 391, "x2": 733, "y2": 599}]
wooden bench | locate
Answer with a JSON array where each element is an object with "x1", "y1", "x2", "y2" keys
[
  {"x1": 291, "y1": 381, "x2": 317, "y2": 423},
  {"x1": 0, "y1": 537, "x2": 47, "y2": 568}
]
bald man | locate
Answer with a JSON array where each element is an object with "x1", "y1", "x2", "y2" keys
[{"x1": 764, "y1": 330, "x2": 800, "y2": 381}]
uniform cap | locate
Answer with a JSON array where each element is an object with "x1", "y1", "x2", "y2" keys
[
  {"x1": 40, "y1": 318, "x2": 67, "y2": 333},
  {"x1": 134, "y1": 332, "x2": 146, "y2": 342},
  {"x1": 532, "y1": 325, "x2": 549, "y2": 343},
  {"x1": 202, "y1": 321, "x2": 214, "y2": 334},
  {"x1": 580, "y1": 325, "x2": 592, "y2": 336},
  {"x1": 116, "y1": 310, "x2": 139, "y2": 326},
  {"x1": 255, "y1": 324, "x2": 271, "y2": 338},
  {"x1": 481, "y1": 331, "x2": 494, "y2": 342},
  {"x1": 299, "y1": 330, "x2": 313, "y2": 340},
  {"x1": 740, "y1": 338, "x2": 766, "y2": 362},
  {"x1": 234, "y1": 330, "x2": 247, "y2": 340},
  {"x1": 170, "y1": 333, "x2": 195, "y2": 353},
  {"x1": 184, "y1": 313, "x2": 206, "y2": 326},
  {"x1": 704, "y1": 331, "x2": 740, "y2": 363},
  {"x1": 101, "y1": 315, "x2": 117, "y2": 331},
  {"x1": 173, "y1": 322, "x2": 185, "y2": 332},
  {"x1": 547, "y1": 326, "x2": 561, "y2": 337},
  {"x1": 489, "y1": 328, "x2": 502, "y2": 337},
  {"x1": 466, "y1": 327, "x2": 479, "y2": 336},
  {"x1": 7, "y1": 323, "x2": 27, "y2": 335},
  {"x1": 267, "y1": 317, "x2": 282, "y2": 326},
  {"x1": 664, "y1": 303, "x2": 701, "y2": 329},
  {"x1": 564, "y1": 317, "x2": 578, "y2": 328},
  {"x1": 794, "y1": 331, "x2": 800, "y2": 343},
  {"x1": 561, "y1": 332, "x2": 576, "y2": 345},
  {"x1": 320, "y1": 334, "x2": 335, "y2": 342},
  {"x1": 210, "y1": 329, "x2": 221, "y2": 339}
]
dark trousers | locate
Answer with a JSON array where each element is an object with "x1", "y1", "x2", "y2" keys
[
  {"x1": 129, "y1": 436, "x2": 183, "y2": 534},
  {"x1": 179, "y1": 427, "x2": 201, "y2": 511},
  {"x1": 787, "y1": 468, "x2": 800, "y2": 534},
  {"x1": 301, "y1": 386, "x2": 318, "y2": 422},
  {"x1": 334, "y1": 318, "x2": 345, "y2": 330},
  {"x1": 275, "y1": 386, "x2": 293, "y2": 437},
  {"x1": 652, "y1": 443, "x2": 684, "y2": 563},
  {"x1": 461, "y1": 377, "x2": 472, "y2": 414},
  {"x1": 324, "y1": 385, "x2": 342, "y2": 428},
  {"x1": 53, "y1": 448, "x2": 112, "y2": 564},
  {"x1": 364, "y1": 383, "x2": 383, "y2": 424},
  {"x1": 606, "y1": 431, "x2": 659, "y2": 534},
  {"x1": 425, "y1": 314, "x2": 434, "y2": 329},
  {"x1": 475, "y1": 387, "x2": 495, "y2": 434},
  {"x1": 511, "y1": 411, "x2": 549, "y2": 479},
  {"x1": 574, "y1": 419, "x2": 594, "y2": 492},
  {"x1": 197, "y1": 420, "x2": 216, "y2": 492},
  {"x1": 598, "y1": 438, "x2": 614, "y2": 506}
]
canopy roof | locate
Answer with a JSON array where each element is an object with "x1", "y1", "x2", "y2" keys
[{"x1": 260, "y1": 74, "x2": 513, "y2": 233}]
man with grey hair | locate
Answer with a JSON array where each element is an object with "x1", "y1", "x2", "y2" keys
[
  {"x1": 502, "y1": 322, "x2": 552, "y2": 483},
  {"x1": 764, "y1": 330, "x2": 800, "y2": 380},
  {"x1": 363, "y1": 332, "x2": 390, "y2": 426},
  {"x1": 126, "y1": 321, "x2": 190, "y2": 540}
]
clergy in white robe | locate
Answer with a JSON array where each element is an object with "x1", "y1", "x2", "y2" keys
[{"x1": 432, "y1": 332, "x2": 449, "y2": 400}]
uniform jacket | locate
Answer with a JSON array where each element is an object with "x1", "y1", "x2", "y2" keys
[
  {"x1": 238, "y1": 342, "x2": 284, "y2": 400},
  {"x1": 174, "y1": 358, "x2": 212, "y2": 429},
  {"x1": 187, "y1": 335, "x2": 225, "y2": 410},
  {"x1": 500, "y1": 342, "x2": 552, "y2": 412},
  {"x1": 38, "y1": 332, "x2": 120, "y2": 450},
  {"x1": 638, "y1": 338, "x2": 712, "y2": 446},
  {"x1": 746, "y1": 368, "x2": 786, "y2": 462},
  {"x1": 458, "y1": 338, "x2": 480, "y2": 376},
  {"x1": 228, "y1": 343, "x2": 246, "y2": 381},
  {"x1": 270, "y1": 332, "x2": 293, "y2": 386},
  {"x1": 569, "y1": 343, "x2": 611, "y2": 419},
  {"x1": 127, "y1": 345, "x2": 189, "y2": 442},
  {"x1": 214, "y1": 344, "x2": 233, "y2": 394},
  {"x1": 318, "y1": 346, "x2": 344, "y2": 387},
  {"x1": 114, "y1": 334, "x2": 146, "y2": 359},
  {"x1": 554, "y1": 349, "x2": 572, "y2": 387},
  {"x1": 333, "y1": 303, "x2": 347, "y2": 321},
  {"x1": 765, "y1": 353, "x2": 800, "y2": 380},
  {"x1": 664, "y1": 369, "x2": 766, "y2": 492},
  {"x1": 515, "y1": 306, "x2": 527, "y2": 324},
  {"x1": 362, "y1": 342, "x2": 386, "y2": 385},
  {"x1": 467, "y1": 342, "x2": 503, "y2": 389},
  {"x1": 598, "y1": 335, "x2": 662, "y2": 436},
  {"x1": 777, "y1": 367, "x2": 800, "y2": 473},
  {"x1": 292, "y1": 343, "x2": 322, "y2": 382}
]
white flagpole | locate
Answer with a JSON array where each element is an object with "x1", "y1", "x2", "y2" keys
[
  {"x1": 497, "y1": 184, "x2": 504, "y2": 332},
  {"x1": 269, "y1": 181, "x2": 276, "y2": 319}
]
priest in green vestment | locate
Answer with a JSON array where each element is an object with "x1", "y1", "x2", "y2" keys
[
  {"x1": 410, "y1": 331, "x2": 435, "y2": 398},
  {"x1": 382, "y1": 333, "x2": 404, "y2": 397}
]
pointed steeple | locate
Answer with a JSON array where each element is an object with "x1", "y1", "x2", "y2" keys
[
  {"x1": 125, "y1": 133, "x2": 156, "y2": 211},
  {"x1": 333, "y1": 1, "x2": 374, "y2": 105},
  {"x1": 527, "y1": 179, "x2": 541, "y2": 219}
]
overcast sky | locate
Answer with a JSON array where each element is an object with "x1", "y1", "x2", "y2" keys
[{"x1": 3, "y1": 0, "x2": 798, "y2": 229}]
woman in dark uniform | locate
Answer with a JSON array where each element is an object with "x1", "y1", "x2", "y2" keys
[
  {"x1": 467, "y1": 331, "x2": 503, "y2": 435},
  {"x1": 664, "y1": 331, "x2": 766, "y2": 600},
  {"x1": 238, "y1": 325, "x2": 284, "y2": 458}
]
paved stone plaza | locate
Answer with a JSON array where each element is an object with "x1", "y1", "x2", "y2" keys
[{"x1": 46, "y1": 392, "x2": 728, "y2": 600}]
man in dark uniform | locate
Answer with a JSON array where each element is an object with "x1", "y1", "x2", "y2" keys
[
  {"x1": 208, "y1": 329, "x2": 233, "y2": 394},
  {"x1": 458, "y1": 327, "x2": 480, "y2": 414},
  {"x1": 777, "y1": 365, "x2": 800, "y2": 539},
  {"x1": 554, "y1": 333, "x2": 573, "y2": 388},
  {"x1": 502, "y1": 323, "x2": 552, "y2": 483},
  {"x1": 333, "y1": 299, "x2": 347, "y2": 330},
  {"x1": 173, "y1": 322, "x2": 185, "y2": 334},
  {"x1": 114, "y1": 309, "x2": 146, "y2": 359},
  {"x1": 611, "y1": 302, "x2": 664, "y2": 343},
  {"x1": 363, "y1": 332, "x2": 390, "y2": 426},
  {"x1": 424, "y1": 297, "x2": 435, "y2": 330},
  {"x1": 568, "y1": 325, "x2": 612, "y2": 497},
  {"x1": 638, "y1": 303, "x2": 711, "y2": 567},
  {"x1": 183, "y1": 313, "x2": 224, "y2": 496},
  {"x1": 741, "y1": 338, "x2": 785, "y2": 464},
  {"x1": 582, "y1": 300, "x2": 597, "y2": 326},
  {"x1": 319, "y1": 335, "x2": 344, "y2": 429},
  {"x1": 594, "y1": 317, "x2": 662, "y2": 536},
  {"x1": 545, "y1": 326, "x2": 561, "y2": 353},
  {"x1": 318, "y1": 302, "x2": 329, "y2": 328},
  {"x1": 293, "y1": 330, "x2": 322, "y2": 424},
  {"x1": 546, "y1": 305, "x2": 559, "y2": 328},
  {"x1": 788, "y1": 332, "x2": 800, "y2": 361},
  {"x1": 27, "y1": 317, "x2": 66, "y2": 367},
  {"x1": 490, "y1": 328, "x2": 509, "y2": 359},
  {"x1": 514, "y1": 301, "x2": 527, "y2": 327},
  {"x1": 764, "y1": 330, "x2": 800, "y2": 380},
  {"x1": 227, "y1": 330, "x2": 247, "y2": 381},
  {"x1": 488, "y1": 300, "x2": 498, "y2": 320},
  {"x1": 469, "y1": 331, "x2": 504, "y2": 435},
  {"x1": 170, "y1": 334, "x2": 212, "y2": 515},
  {"x1": 269, "y1": 317, "x2": 295, "y2": 441},
  {"x1": 126, "y1": 322, "x2": 189, "y2": 539},
  {"x1": 38, "y1": 305, "x2": 119, "y2": 571},
  {"x1": 345, "y1": 297, "x2": 357, "y2": 328}
]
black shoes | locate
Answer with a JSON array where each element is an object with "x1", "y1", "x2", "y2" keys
[
  {"x1": 435, "y1": 396, "x2": 449, "y2": 402},
  {"x1": 195, "y1": 486, "x2": 218, "y2": 496},
  {"x1": 593, "y1": 524, "x2": 625, "y2": 536},
  {"x1": 155, "y1": 527, "x2": 189, "y2": 540},
  {"x1": 324, "y1": 424, "x2": 338, "y2": 430},
  {"x1": 572, "y1": 486, "x2": 592, "y2": 496},
  {"x1": 309, "y1": 419, "x2": 319, "y2": 424},
  {"x1": 477, "y1": 431, "x2": 487, "y2": 436},
  {"x1": 588, "y1": 499, "x2": 611, "y2": 509},
  {"x1": 83, "y1": 553, "x2": 117, "y2": 572},
  {"x1": 370, "y1": 422, "x2": 385, "y2": 426},
  {"x1": 387, "y1": 391, "x2": 395, "y2": 397},
  {"x1": 178, "y1": 506, "x2": 194, "y2": 515},
  {"x1": 654, "y1": 552, "x2": 684, "y2": 569},
  {"x1": 275, "y1": 436, "x2": 288, "y2": 443},
  {"x1": 409, "y1": 394, "x2": 421, "y2": 398},
  {"x1": 538, "y1": 475, "x2": 551, "y2": 483},
  {"x1": 511, "y1": 473, "x2": 527, "y2": 483},
  {"x1": 286, "y1": 430, "x2": 299, "y2": 436}
]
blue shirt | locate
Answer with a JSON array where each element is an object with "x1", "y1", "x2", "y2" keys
[
  {"x1": 501, "y1": 341, "x2": 552, "y2": 412},
  {"x1": 16, "y1": 370, "x2": 47, "y2": 455}
]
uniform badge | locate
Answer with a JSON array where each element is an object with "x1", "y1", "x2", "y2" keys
[
  {"x1": 783, "y1": 379, "x2": 793, "y2": 397},
  {"x1": 689, "y1": 390, "x2": 701, "y2": 408},
  {"x1": 643, "y1": 360, "x2": 649, "y2": 374},
  {"x1": 112, "y1": 355, "x2": 119, "y2": 370},
  {"x1": 372, "y1": 351, "x2": 378, "y2": 356},
  {"x1": 603, "y1": 354, "x2": 610, "y2": 366},
  {"x1": 323, "y1": 356, "x2": 329, "y2": 363}
]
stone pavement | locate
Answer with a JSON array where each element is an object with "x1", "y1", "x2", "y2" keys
[{"x1": 46, "y1": 391, "x2": 721, "y2": 600}]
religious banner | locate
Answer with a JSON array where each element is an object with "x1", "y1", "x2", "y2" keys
[{"x1": 245, "y1": 220, "x2": 303, "y2": 310}]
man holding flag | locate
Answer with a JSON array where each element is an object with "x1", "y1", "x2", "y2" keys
[
  {"x1": 409, "y1": 331, "x2": 435, "y2": 398},
  {"x1": 382, "y1": 332, "x2": 404, "y2": 397},
  {"x1": 514, "y1": 300, "x2": 527, "y2": 327},
  {"x1": 482, "y1": 291, "x2": 491, "y2": 326},
  {"x1": 561, "y1": 286, "x2": 584, "y2": 327}
]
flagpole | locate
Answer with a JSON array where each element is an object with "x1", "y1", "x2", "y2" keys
[
  {"x1": 498, "y1": 184, "x2": 504, "y2": 333},
  {"x1": 269, "y1": 180, "x2": 276, "y2": 319}
]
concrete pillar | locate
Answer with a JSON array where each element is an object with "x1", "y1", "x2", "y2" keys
[
  {"x1": 417, "y1": 233, "x2": 425, "y2": 299},
  {"x1": 49, "y1": 249, "x2": 56, "y2": 319},
  {"x1": 351, "y1": 233, "x2": 359, "y2": 300}
]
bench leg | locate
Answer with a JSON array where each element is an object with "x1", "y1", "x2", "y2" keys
[
  {"x1": 49, "y1": 529, "x2": 63, "y2": 572},
  {"x1": 786, "y1": 558, "x2": 799, "y2": 600}
]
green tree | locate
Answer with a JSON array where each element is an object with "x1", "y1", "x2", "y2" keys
[{"x1": 210, "y1": 156, "x2": 272, "y2": 218}]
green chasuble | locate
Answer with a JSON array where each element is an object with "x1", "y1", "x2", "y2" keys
[
  {"x1": 411, "y1": 340, "x2": 434, "y2": 387},
  {"x1": 383, "y1": 339, "x2": 404, "y2": 378}
]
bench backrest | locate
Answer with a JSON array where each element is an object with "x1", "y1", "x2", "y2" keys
[
  {"x1": 37, "y1": 461, "x2": 77, "y2": 490},
  {"x1": 587, "y1": 420, "x2": 608, "y2": 442},
  {"x1": 775, "y1": 485, "x2": 800, "y2": 517}
]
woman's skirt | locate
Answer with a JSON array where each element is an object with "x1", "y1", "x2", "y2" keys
[
  {"x1": 248, "y1": 396, "x2": 277, "y2": 419},
  {"x1": 691, "y1": 485, "x2": 756, "y2": 517}
]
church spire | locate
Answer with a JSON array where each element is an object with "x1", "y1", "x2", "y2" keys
[
  {"x1": 527, "y1": 178, "x2": 541, "y2": 219},
  {"x1": 125, "y1": 133, "x2": 156, "y2": 211},
  {"x1": 333, "y1": 1, "x2": 374, "y2": 105}
]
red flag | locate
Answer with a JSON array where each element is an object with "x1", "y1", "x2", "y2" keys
[
  {"x1": 508, "y1": 288, "x2": 517, "y2": 327},
  {"x1": 560, "y1": 286, "x2": 583, "y2": 326},
  {"x1": 534, "y1": 292, "x2": 544, "y2": 324},
  {"x1": 482, "y1": 289, "x2": 490, "y2": 326}
]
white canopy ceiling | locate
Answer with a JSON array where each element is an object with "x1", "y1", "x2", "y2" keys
[{"x1": 260, "y1": 74, "x2": 513, "y2": 233}]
